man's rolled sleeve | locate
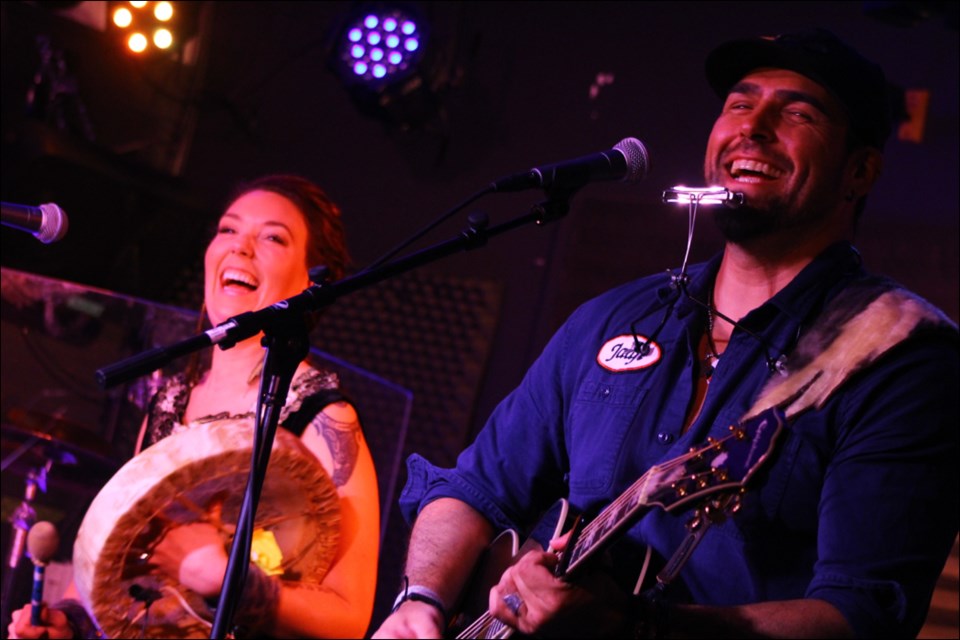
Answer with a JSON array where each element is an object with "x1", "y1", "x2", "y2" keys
[{"x1": 398, "y1": 453, "x2": 519, "y2": 535}]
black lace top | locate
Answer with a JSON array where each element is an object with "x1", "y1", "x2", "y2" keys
[{"x1": 142, "y1": 367, "x2": 345, "y2": 450}]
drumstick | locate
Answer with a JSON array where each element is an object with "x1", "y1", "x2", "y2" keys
[{"x1": 26, "y1": 521, "x2": 59, "y2": 626}]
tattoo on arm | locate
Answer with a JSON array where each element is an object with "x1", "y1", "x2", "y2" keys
[{"x1": 311, "y1": 408, "x2": 360, "y2": 486}]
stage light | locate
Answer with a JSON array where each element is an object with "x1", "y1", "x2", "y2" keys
[
  {"x1": 153, "y1": 28, "x2": 173, "y2": 49},
  {"x1": 327, "y1": 3, "x2": 453, "y2": 129},
  {"x1": 108, "y1": 1, "x2": 198, "y2": 58},
  {"x1": 332, "y1": 6, "x2": 425, "y2": 86},
  {"x1": 128, "y1": 32, "x2": 148, "y2": 53},
  {"x1": 154, "y1": 1, "x2": 173, "y2": 21},
  {"x1": 113, "y1": 7, "x2": 133, "y2": 28}
]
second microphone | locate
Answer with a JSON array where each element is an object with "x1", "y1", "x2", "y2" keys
[{"x1": 490, "y1": 137, "x2": 650, "y2": 193}]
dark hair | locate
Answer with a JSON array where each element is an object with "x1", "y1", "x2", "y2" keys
[
  {"x1": 182, "y1": 175, "x2": 350, "y2": 385},
  {"x1": 231, "y1": 174, "x2": 351, "y2": 281}
]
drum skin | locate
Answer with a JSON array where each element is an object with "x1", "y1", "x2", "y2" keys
[{"x1": 73, "y1": 419, "x2": 340, "y2": 638}]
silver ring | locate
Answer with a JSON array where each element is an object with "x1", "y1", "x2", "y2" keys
[{"x1": 502, "y1": 592, "x2": 523, "y2": 616}]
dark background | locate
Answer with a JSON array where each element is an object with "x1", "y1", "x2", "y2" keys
[{"x1": 1, "y1": 1, "x2": 957, "y2": 637}]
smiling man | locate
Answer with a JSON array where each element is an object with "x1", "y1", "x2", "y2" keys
[
  {"x1": 372, "y1": 29, "x2": 958, "y2": 640},
  {"x1": 705, "y1": 69, "x2": 873, "y2": 246}
]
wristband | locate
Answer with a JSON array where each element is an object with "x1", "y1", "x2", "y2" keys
[{"x1": 391, "y1": 577, "x2": 448, "y2": 627}]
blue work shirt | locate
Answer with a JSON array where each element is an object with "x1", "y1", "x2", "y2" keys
[{"x1": 400, "y1": 242, "x2": 959, "y2": 638}]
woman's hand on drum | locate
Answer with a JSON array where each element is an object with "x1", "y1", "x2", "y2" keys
[
  {"x1": 7, "y1": 603, "x2": 74, "y2": 639},
  {"x1": 151, "y1": 522, "x2": 228, "y2": 598}
]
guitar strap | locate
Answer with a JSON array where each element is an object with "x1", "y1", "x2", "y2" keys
[
  {"x1": 640, "y1": 279, "x2": 956, "y2": 600},
  {"x1": 745, "y1": 278, "x2": 956, "y2": 421}
]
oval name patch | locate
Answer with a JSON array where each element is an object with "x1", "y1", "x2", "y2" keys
[{"x1": 596, "y1": 334, "x2": 662, "y2": 372}]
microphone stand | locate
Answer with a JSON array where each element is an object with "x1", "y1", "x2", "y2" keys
[
  {"x1": 95, "y1": 193, "x2": 573, "y2": 638},
  {"x1": 211, "y1": 308, "x2": 310, "y2": 638}
]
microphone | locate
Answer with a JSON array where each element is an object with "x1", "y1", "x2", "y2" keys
[
  {"x1": 491, "y1": 137, "x2": 650, "y2": 193},
  {"x1": 26, "y1": 521, "x2": 59, "y2": 626},
  {"x1": 1, "y1": 202, "x2": 69, "y2": 243},
  {"x1": 129, "y1": 583, "x2": 163, "y2": 605}
]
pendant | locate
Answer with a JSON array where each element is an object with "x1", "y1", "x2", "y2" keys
[{"x1": 703, "y1": 354, "x2": 719, "y2": 379}]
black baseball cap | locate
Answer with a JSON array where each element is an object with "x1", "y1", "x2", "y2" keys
[{"x1": 705, "y1": 28, "x2": 894, "y2": 149}]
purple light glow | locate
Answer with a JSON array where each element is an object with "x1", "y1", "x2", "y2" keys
[{"x1": 339, "y1": 9, "x2": 424, "y2": 83}]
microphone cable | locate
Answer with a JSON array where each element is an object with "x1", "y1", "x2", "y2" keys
[
  {"x1": 633, "y1": 188, "x2": 789, "y2": 376},
  {"x1": 355, "y1": 185, "x2": 494, "y2": 275}
]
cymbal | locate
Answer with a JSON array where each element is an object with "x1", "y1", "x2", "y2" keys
[{"x1": 3, "y1": 407, "x2": 116, "y2": 463}]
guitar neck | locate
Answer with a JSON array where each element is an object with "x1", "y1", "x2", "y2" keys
[
  {"x1": 560, "y1": 465, "x2": 663, "y2": 578},
  {"x1": 560, "y1": 409, "x2": 784, "y2": 579}
]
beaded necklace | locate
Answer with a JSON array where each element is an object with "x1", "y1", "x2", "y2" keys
[{"x1": 703, "y1": 291, "x2": 721, "y2": 379}]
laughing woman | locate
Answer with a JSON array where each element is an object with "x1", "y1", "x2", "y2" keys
[{"x1": 9, "y1": 175, "x2": 380, "y2": 639}]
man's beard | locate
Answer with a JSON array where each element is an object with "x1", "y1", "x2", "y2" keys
[
  {"x1": 711, "y1": 190, "x2": 835, "y2": 244},
  {"x1": 712, "y1": 200, "x2": 786, "y2": 243}
]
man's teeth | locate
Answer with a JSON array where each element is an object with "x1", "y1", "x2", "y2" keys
[
  {"x1": 730, "y1": 159, "x2": 784, "y2": 179},
  {"x1": 222, "y1": 269, "x2": 259, "y2": 289}
]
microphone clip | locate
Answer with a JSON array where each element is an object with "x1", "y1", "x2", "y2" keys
[
  {"x1": 532, "y1": 193, "x2": 573, "y2": 225},
  {"x1": 767, "y1": 354, "x2": 789, "y2": 377},
  {"x1": 669, "y1": 270, "x2": 690, "y2": 291}
]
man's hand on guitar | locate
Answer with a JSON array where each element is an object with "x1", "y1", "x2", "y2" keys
[
  {"x1": 488, "y1": 543, "x2": 630, "y2": 638},
  {"x1": 371, "y1": 599, "x2": 445, "y2": 639}
]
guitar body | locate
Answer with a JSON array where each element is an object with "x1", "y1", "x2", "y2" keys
[{"x1": 448, "y1": 407, "x2": 785, "y2": 638}]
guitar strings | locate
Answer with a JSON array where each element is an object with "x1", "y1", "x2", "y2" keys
[
  {"x1": 455, "y1": 451, "x2": 697, "y2": 638},
  {"x1": 458, "y1": 609, "x2": 508, "y2": 638}
]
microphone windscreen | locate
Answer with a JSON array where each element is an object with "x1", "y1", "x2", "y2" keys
[
  {"x1": 614, "y1": 138, "x2": 651, "y2": 183},
  {"x1": 38, "y1": 203, "x2": 69, "y2": 244},
  {"x1": 27, "y1": 521, "x2": 59, "y2": 564}
]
